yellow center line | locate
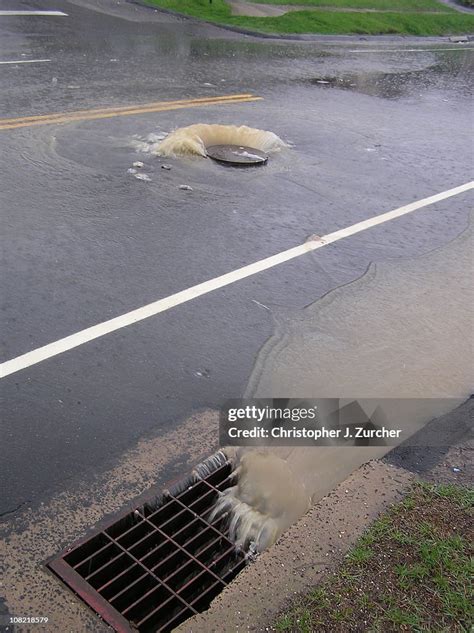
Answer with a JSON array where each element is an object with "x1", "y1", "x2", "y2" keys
[
  {"x1": 0, "y1": 94, "x2": 263, "y2": 130},
  {"x1": 0, "y1": 93, "x2": 258, "y2": 124}
]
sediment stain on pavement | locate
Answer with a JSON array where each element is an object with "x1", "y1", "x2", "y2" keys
[{"x1": 0, "y1": 410, "x2": 220, "y2": 632}]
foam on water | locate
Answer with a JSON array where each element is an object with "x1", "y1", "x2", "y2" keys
[{"x1": 153, "y1": 124, "x2": 286, "y2": 158}]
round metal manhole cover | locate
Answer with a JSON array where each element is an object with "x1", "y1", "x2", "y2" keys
[{"x1": 206, "y1": 144, "x2": 268, "y2": 165}]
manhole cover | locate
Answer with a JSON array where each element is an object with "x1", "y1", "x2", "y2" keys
[
  {"x1": 47, "y1": 452, "x2": 245, "y2": 633},
  {"x1": 206, "y1": 144, "x2": 268, "y2": 165}
]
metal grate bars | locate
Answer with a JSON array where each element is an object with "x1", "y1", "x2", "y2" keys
[{"x1": 47, "y1": 456, "x2": 246, "y2": 633}]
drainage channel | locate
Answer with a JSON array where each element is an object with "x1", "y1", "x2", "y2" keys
[{"x1": 47, "y1": 452, "x2": 246, "y2": 633}]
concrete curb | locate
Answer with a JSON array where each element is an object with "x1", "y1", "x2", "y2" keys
[{"x1": 130, "y1": 0, "x2": 473, "y2": 42}]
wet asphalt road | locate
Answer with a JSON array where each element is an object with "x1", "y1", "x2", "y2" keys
[{"x1": 1, "y1": 0, "x2": 473, "y2": 514}]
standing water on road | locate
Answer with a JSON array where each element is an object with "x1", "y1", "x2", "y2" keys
[{"x1": 215, "y1": 217, "x2": 473, "y2": 551}]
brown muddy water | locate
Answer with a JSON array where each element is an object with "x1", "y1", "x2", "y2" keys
[
  {"x1": 149, "y1": 124, "x2": 286, "y2": 158},
  {"x1": 215, "y1": 218, "x2": 473, "y2": 551}
]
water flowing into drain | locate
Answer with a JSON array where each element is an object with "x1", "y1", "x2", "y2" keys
[
  {"x1": 213, "y1": 220, "x2": 473, "y2": 554},
  {"x1": 211, "y1": 451, "x2": 310, "y2": 552}
]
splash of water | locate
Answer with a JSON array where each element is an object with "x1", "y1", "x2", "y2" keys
[
  {"x1": 153, "y1": 124, "x2": 286, "y2": 158},
  {"x1": 210, "y1": 450, "x2": 310, "y2": 552},
  {"x1": 193, "y1": 450, "x2": 228, "y2": 479}
]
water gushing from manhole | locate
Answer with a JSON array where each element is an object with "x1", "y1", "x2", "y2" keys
[{"x1": 153, "y1": 124, "x2": 286, "y2": 158}]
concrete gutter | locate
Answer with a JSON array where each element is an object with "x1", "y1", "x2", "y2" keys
[
  {"x1": 175, "y1": 459, "x2": 415, "y2": 632},
  {"x1": 175, "y1": 397, "x2": 473, "y2": 632}
]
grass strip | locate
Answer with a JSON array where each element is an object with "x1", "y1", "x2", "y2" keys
[
  {"x1": 145, "y1": 0, "x2": 474, "y2": 34},
  {"x1": 276, "y1": 482, "x2": 474, "y2": 632}
]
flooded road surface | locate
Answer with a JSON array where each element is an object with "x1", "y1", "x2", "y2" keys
[
  {"x1": 1, "y1": 0, "x2": 473, "y2": 518},
  {"x1": 221, "y1": 218, "x2": 472, "y2": 550},
  {"x1": 247, "y1": 218, "x2": 473, "y2": 401},
  {"x1": 1, "y1": 1, "x2": 473, "y2": 628}
]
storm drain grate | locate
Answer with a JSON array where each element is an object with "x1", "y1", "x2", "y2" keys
[{"x1": 47, "y1": 452, "x2": 246, "y2": 632}]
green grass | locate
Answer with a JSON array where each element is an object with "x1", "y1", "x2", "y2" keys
[
  {"x1": 145, "y1": 0, "x2": 474, "y2": 34},
  {"x1": 275, "y1": 483, "x2": 474, "y2": 632},
  {"x1": 346, "y1": 543, "x2": 373, "y2": 564},
  {"x1": 231, "y1": 11, "x2": 474, "y2": 34},
  {"x1": 252, "y1": 0, "x2": 455, "y2": 11}
]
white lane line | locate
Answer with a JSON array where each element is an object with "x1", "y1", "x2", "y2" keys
[
  {"x1": 349, "y1": 48, "x2": 474, "y2": 53},
  {"x1": 0, "y1": 59, "x2": 51, "y2": 65},
  {"x1": 0, "y1": 11, "x2": 68, "y2": 16},
  {"x1": 1, "y1": 181, "x2": 472, "y2": 379}
]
